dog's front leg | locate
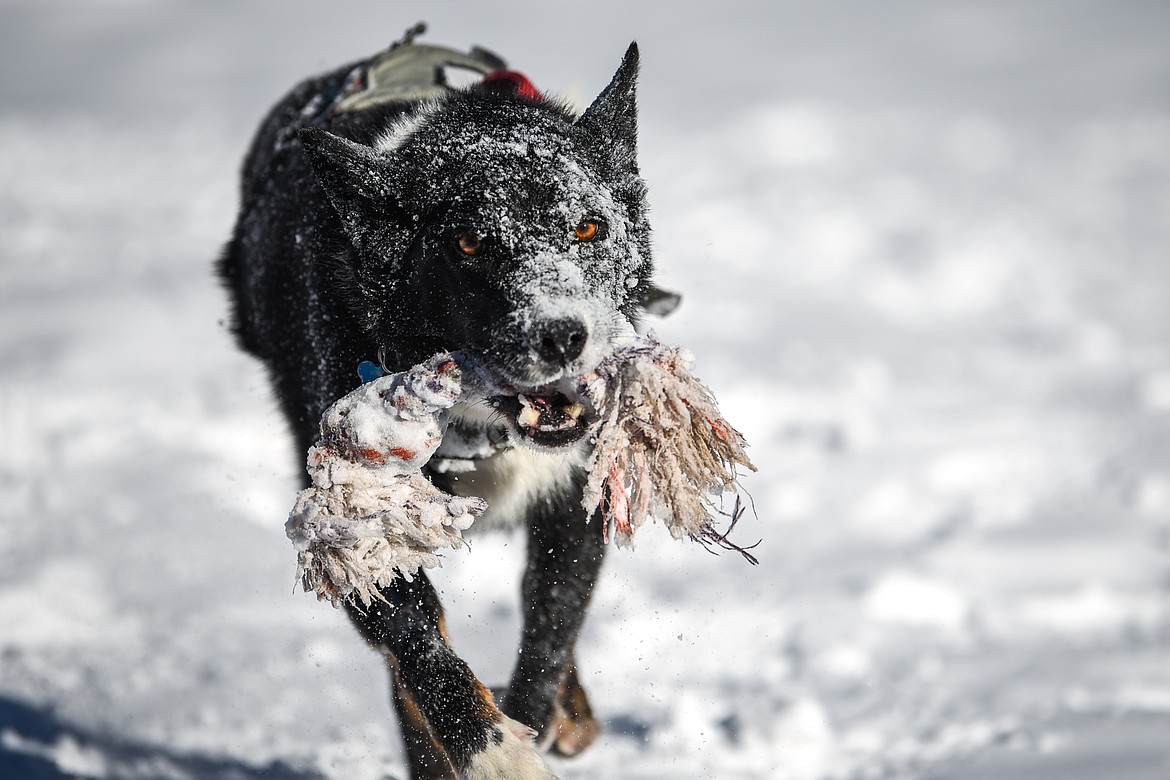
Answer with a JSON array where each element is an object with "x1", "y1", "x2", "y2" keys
[
  {"x1": 348, "y1": 572, "x2": 557, "y2": 780},
  {"x1": 502, "y1": 481, "x2": 607, "y2": 749}
]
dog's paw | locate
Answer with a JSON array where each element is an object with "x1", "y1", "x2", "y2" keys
[
  {"x1": 461, "y1": 716, "x2": 558, "y2": 780},
  {"x1": 549, "y1": 702, "x2": 600, "y2": 758}
]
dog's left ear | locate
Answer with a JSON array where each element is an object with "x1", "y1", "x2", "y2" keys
[
  {"x1": 576, "y1": 42, "x2": 640, "y2": 174},
  {"x1": 640, "y1": 283, "x2": 682, "y2": 317}
]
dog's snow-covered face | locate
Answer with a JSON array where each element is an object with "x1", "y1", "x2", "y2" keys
[{"x1": 301, "y1": 47, "x2": 653, "y2": 448}]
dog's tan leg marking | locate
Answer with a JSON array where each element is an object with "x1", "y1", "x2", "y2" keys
[
  {"x1": 387, "y1": 656, "x2": 458, "y2": 780},
  {"x1": 548, "y1": 662, "x2": 600, "y2": 758}
]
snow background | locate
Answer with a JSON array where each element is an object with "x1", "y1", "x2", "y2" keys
[{"x1": 2, "y1": 1, "x2": 1169, "y2": 778}]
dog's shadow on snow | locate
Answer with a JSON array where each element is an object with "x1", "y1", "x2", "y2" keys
[{"x1": 0, "y1": 695, "x2": 326, "y2": 780}]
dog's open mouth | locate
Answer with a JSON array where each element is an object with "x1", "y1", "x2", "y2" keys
[{"x1": 492, "y1": 389, "x2": 592, "y2": 448}]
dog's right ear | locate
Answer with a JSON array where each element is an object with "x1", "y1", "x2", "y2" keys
[{"x1": 299, "y1": 127, "x2": 398, "y2": 245}]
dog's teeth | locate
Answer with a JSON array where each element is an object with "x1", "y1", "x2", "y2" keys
[
  {"x1": 516, "y1": 396, "x2": 541, "y2": 428},
  {"x1": 566, "y1": 402, "x2": 585, "y2": 420},
  {"x1": 539, "y1": 415, "x2": 578, "y2": 432}
]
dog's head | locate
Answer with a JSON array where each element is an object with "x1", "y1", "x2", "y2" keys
[{"x1": 302, "y1": 44, "x2": 674, "y2": 447}]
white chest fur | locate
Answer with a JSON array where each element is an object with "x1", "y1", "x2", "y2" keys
[{"x1": 435, "y1": 444, "x2": 585, "y2": 533}]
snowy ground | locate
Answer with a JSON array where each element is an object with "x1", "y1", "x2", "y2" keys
[{"x1": 2, "y1": 2, "x2": 1170, "y2": 778}]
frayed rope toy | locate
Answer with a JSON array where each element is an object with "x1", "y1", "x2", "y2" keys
[{"x1": 286, "y1": 337, "x2": 757, "y2": 607}]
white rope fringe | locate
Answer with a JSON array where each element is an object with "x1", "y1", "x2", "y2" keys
[
  {"x1": 579, "y1": 339, "x2": 756, "y2": 549},
  {"x1": 285, "y1": 354, "x2": 486, "y2": 607}
]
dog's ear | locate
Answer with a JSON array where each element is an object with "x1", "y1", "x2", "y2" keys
[
  {"x1": 299, "y1": 127, "x2": 399, "y2": 245},
  {"x1": 576, "y1": 42, "x2": 640, "y2": 174},
  {"x1": 640, "y1": 283, "x2": 682, "y2": 317}
]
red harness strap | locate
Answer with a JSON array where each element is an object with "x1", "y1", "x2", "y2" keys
[{"x1": 483, "y1": 69, "x2": 544, "y2": 102}]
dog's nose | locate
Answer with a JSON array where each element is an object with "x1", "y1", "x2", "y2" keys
[{"x1": 533, "y1": 318, "x2": 587, "y2": 366}]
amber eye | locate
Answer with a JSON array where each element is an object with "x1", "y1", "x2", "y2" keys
[
  {"x1": 574, "y1": 218, "x2": 604, "y2": 242},
  {"x1": 455, "y1": 231, "x2": 484, "y2": 257}
]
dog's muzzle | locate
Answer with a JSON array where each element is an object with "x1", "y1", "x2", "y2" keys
[
  {"x1": 483, "y1": 300, "x2": 626, "y2": 449},
  {"x1": 489, "y1": 313, "x2": 597, "y2": 448}
]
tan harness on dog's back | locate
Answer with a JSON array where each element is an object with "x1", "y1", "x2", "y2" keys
[{"x1": 331, "y1": 43, "x2": 500, "y2": 114}]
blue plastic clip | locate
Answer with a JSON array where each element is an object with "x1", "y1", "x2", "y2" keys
[{"x1": 357, "y1": 360, "x2": 385, "y2": 384}]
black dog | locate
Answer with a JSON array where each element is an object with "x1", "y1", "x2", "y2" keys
[{"x1": 220, "y1": 32, "x2": 678, "y2": 779}]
